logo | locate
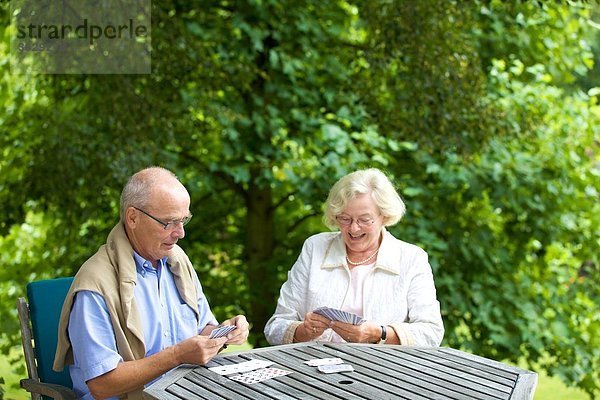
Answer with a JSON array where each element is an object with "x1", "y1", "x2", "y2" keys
[{"x1": 11, "y1": 0, "x2": 151, "y2": 74}]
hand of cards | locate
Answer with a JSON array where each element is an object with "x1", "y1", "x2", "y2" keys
[
  {"x1": 313, "y1": 306, "x2": 366, "y2": 325},
  {"x1": 209, "y1": 325, "x2": 237, "y2": 339}
]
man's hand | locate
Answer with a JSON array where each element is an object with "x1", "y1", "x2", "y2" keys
[
  {"x1": 220, "y1": 315, "x2": 250, "y2": 345},
  {"x1": 173, "y1": 335, "x2": 228, "y2": 365}
]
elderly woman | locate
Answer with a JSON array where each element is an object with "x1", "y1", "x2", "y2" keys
[{"x1": 264, "y1": 168, "x2": 444, "y2": 346}]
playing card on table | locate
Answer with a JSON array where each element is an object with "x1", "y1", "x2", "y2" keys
[
  {"x1": 229, "y1": 367, "x2": 292, "y2": 385},
  {"x1": 303, "y1": 357, "x2": 344, "y2": 367},
  {"x1": 209, "y1": 325, "x2": 237, "y2": 339},
  {"x1": 313, "y1": 306, "x2": 365, "y2": 325},
  {"x1": 318, "y1": 364, "x2": 354, "y2": 374},
  {"x1": 208, "y1": 359, "x2": 273, "y2": 375}
]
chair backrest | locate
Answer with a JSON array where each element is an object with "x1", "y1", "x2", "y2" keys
[{"x1": 27, "y1": 277, "x2": 74, "y2": 389}]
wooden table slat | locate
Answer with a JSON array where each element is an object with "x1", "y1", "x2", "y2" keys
[
  {"x1": 145, "y1": 384, "x2": 189, "y2": 400},
  {"x1": 169, "y1": 380, "x2": 216, "y2": 400}
]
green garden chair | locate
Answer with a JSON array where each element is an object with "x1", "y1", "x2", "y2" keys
[{"x1": 17, "y1": 277, "x2": 76, "y2": 400}]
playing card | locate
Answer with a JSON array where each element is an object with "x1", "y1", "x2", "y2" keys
[
  {"x1": 313, "y1": 306, "x2": 332, "y2": 320},
  {"x1": 314, "y1": 306, "x2": 337, "y2": 320},
  {"x1": 337, "y1": 310, "x2": 352, "y2": 323},
  {"x1": 312, "y1": 307, "x2": 365, "y2": 325},
  {"x1": 318, "y1": 364, "x2": 354, "y2": 374},
  {"x1": 229, "y1": 367, "x2": 292, "y2": 384},
  {"x1": 209, "y1": 325, "x2": 237, "y2": 339},
  {"x1": 303, "y1": 357, "x2": 344, "y2": 367},
  {"x1": 332, "y1": 308, "x2": 345, "y2": 322},
  {"x1": 208, "y1": 359, "x2": 273, "y2": 375}
]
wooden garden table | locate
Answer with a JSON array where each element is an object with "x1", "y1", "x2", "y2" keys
[{"x1": 143, "y1": 342, "x2": 537, "y2": 400}]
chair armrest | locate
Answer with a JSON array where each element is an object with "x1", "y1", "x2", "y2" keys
[{"x1": 21, "y1": 378, "x2": 77, "y2": 400}]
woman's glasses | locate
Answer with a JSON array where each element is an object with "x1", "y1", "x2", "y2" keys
[{"x1": 335, "y1": 215, "x2": 379, "y2": 227}]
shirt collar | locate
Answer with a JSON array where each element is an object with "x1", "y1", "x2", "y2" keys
[
  {"x1": 133, "y1": 252, "x2": 167, "y2": 277},
  {"x1": 320, "y1": 228, "x2": 402, "y2": 275}
]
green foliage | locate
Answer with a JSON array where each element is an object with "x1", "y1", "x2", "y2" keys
[
  {"x1": 390, "y1": 60, "x2": 599, "y2": 396},
  {"x1": 475, "y1": 0, "x2": 594, "y2": 83},
  {"x1": 358, "y1": 0, "x2": 499, "y2": 153},
  {"x1": 0, "y1": 0, "x2": 598, "y2": 397}
]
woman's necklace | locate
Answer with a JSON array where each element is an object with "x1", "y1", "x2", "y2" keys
[{"x1": 346, "y1": 249, "x2": 379, "y2": 266}]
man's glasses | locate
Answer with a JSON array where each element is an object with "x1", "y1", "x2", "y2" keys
[
  {"x1": 133, "y1": 206, "x2": 192, "y2": 230},
  {"x1": 335, "y1": 215, "x2": 379, "y2": 227}
]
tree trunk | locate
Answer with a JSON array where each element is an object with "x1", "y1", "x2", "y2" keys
[{"x1": 245, "y1": 178, "x2": 274, "y2": 345}]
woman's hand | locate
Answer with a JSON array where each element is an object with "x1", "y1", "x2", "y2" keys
[
  {"x1": 330, "y1": 321, "x2": 381, "y2": 343},
  {"x1": 294, "y1": 312, "x2": 330, "y2": 342}
]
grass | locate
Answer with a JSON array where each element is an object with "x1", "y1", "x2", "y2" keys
[
  {"x1": 510, "y1": 359, "x2": 590, "y2": 400},
  {"x1": 0, "y1": 345, "x2": 591, "y2": 400},
  {"x1": 532, "y1": 368, "x2": 589, "y2": 400}
]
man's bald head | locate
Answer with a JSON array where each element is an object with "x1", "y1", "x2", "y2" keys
[{"x1": 119, "y1": 167, "x2": 187, "y2": 223}]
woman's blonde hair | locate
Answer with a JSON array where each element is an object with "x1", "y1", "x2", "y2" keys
[{"x1": 323, "y1": 168, "x2": 406, "y2": 229}]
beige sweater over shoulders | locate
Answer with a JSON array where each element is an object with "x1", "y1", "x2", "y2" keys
[{"x1": 53, "y1": 223, "x2": 198, "y2": 399}]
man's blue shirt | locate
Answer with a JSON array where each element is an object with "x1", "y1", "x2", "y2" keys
[{"x1": 68, "y1": 253, "x2": 217, "y2": 400}]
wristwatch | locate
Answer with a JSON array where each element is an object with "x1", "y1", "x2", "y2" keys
[{"x1": 377, "y1": 325, "x2": 387, "y2": 344}]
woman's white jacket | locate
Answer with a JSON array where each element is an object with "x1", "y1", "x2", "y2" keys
[{"x1": 264, "y1": 229, "x2": 444, "y2": 346}]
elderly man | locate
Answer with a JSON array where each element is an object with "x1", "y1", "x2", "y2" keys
[{"x1": 54, "y1": 167, "x2": 249, "y2": 400}]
